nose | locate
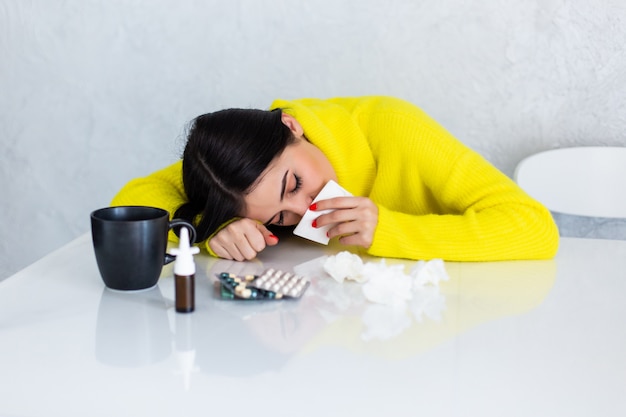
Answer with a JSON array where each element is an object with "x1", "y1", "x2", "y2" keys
[{"x1": 287, "y1": 194, "x2": 314, "y2": 217}]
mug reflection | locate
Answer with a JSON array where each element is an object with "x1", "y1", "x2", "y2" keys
[{"x1": 95, "y1": 286, "x2": 171, "y2": 368}]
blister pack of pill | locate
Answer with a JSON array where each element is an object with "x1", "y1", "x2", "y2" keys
[{"x1": 217, "y1": 268, "x2": 310, "y2": 300}]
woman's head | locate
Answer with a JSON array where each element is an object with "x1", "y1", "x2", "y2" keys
[
  {"x1": 174, "y1": 108, "x2": 296, "y2": 242},
  {"x1": 175, "y1": 107, "x2": 337, "y2": 243}
]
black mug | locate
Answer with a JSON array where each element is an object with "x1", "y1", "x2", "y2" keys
[{"x1": 91, "y1": 206, "x2": 196, "y2": 291}]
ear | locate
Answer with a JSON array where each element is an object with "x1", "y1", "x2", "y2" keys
[{"x1": 280, "y1": 113, "x2": 305, "y2": 137}]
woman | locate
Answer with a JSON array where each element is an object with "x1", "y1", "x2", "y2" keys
[{"x1": 112, "y1": 96, "x2": 559, "y2": 261}]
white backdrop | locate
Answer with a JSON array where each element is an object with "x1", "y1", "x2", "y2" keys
[{"x1": 2, "y1": 0, "x2": 626, "y2": 279}]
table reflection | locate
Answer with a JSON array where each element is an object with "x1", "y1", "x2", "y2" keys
[
  {"x1": 95, "y1": 286, "x2": 171, "y2": 367},
  {"x1": 94, "y1": 252, "x2": 556, "y2": 381},
  {"x1": 199, "y1": 255, "x2": 557, "y2": 363},
  {"x1": 297, "y1": 259, "x2": 556, "y2": 359}
]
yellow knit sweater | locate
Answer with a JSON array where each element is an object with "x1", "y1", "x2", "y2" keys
[{"x1": 112, "y1": 96, "x2": 559, "y2": 261}]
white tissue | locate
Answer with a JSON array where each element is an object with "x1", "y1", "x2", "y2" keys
[
  {"x1": 362, "y1": 267, "x2": 413, "y2": 306},
  {"x1": 410, "y1": 259, "x2": 450, "y2": 288},
  {"x1": 321, "y1": 251, "x2": 450, "y2": 341},
  {"x1": 293, "y1": 180, "x2": 352, "y2": 245},
  {"x1": 323, "y1": 251, "x2": 365, "y2": 283},
  {"x1": 323, "y1": 251, "x2": 449, "y2": 307}
]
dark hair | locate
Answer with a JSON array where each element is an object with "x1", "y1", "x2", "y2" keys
[{"x1": 173, "y1": 108, "x2": 296, "y2": 243}]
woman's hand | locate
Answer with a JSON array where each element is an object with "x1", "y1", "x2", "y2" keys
[
  {"x1": 208, "y1": 218, "x2": 279, "y2": 261},
  {"x1": 311, "y1": 196, "x2": 379, "y2": 248}
]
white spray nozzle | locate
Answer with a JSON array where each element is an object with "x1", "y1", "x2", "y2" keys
[{"x1": 170, "y1": 227, "x2": 200, "y2": 276}]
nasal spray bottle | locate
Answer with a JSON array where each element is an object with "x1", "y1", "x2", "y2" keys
[{"x1": 170, "y1": 227, "x2": 199, "y2": 313}]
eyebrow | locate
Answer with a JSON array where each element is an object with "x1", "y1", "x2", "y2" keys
[
  {"x1": 280, "y1": 170, "x2": 288, "y2": 202},
  {"x1": 264, "y1": 170, "x2": 289, "y2": 226}
]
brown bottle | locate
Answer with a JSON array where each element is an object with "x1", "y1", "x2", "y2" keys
[{"x1": 170, "y1": 227, "x2": 199, "y2": 313}]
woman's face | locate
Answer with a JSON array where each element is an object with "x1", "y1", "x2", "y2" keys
[{"x1": 243, "y1": 115, "x2": 337, "y2": 227}]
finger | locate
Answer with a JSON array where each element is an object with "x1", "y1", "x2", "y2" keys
[
  {"x1": 327, "y1": 202, "x2": 378, "y2": 228},
  {"x1": 331, "y1": 226, "x2": 372, "y2": 248},
  {"x1": 338, "y1": 233, "x2": 371, "y2": 248},
  {"x1": 314, "y1": 207, "x2": 359, "y2": 228},
  {"x1": 233, "y1": 238, "x2": 260, "y2": 261},
  {"x1": 327, "y1": 218, "x2": 376, "y2": 248},
  {"x1": 328, "y1": 220, "x2": 359, "y2": 239},
  {"x1": 214, "y1": 220, "x2": 265, "y2": 260},
  {"x1": 256, "y1": 223, "x2": 280, "y2": 246},
  {"x1": 312, "y1": 196, "x2": 358, "y2": 211},
  {"x1": 326, "y1": 208, "x2": 352, "y2": 223},
  {"x1": 209, "y1": 241, "x2": 238, "y2": 260},
  {"x1": 241, "y1": 226, "x2": 268, "y2": 253}
]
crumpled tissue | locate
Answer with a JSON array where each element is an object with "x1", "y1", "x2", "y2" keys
[
  {"x1": 323, "y1": 251, "x2": 449, "y2": 306},
  {"x1": 322, "y1": 251, "x2": 366, "y2": 283},
  {"x1": 409, "y1": 259, "x2": 449, "y2": 288},
  {"x1": 361, "y1": 261, "x2": 413, "y2": 307}
]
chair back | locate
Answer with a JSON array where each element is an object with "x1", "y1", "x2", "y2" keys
[
  {"x1": 514, "y1": 146, "x2": 626, "y2": 239},
  {"x1": 514, "y1": 146, "x2": 626, "y2": 218}
]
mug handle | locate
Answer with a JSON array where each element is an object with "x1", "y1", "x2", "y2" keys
[{"x1": 164, "y1": 219, "x2": 197, "y2": 265}]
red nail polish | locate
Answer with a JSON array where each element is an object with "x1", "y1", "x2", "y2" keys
[
  {"x1": 312, "y1": 219, "x2": 317, "y2": 228},
  {"x1": 269, "y1": 234, "x2": 278, "y2": 241},
  {"x1": 309, "y1": 203, "x2": 317, "y2": 211}
]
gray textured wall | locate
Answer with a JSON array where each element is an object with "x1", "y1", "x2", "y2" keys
[{"x1": 2, "y1": 0, "x2": 626, "y2": 279}]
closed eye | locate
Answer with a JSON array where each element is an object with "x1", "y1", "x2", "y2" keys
[
  {"x1": 289, "y1": 174, "x2": 302, "y2": 195},
  {"x1": 265, "y1": 173, "x2": 302, "y2": 226},
  {"x1": 265, "y1": 211, "x2": 285, "y2": 227}
]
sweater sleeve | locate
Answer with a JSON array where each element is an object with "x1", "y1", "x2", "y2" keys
[
  {"x1": 110, "y1": 161, "x2": 188, "y2": 243},
  {"x1": 111, "y1": 161, "x2": 186, "y2": 213},
  {"x1": 363, "y1": 99, "x2": 559, "y2": 261},
  {"x1": 110, "y1": 161, "x2": 229, "y2": 256}
]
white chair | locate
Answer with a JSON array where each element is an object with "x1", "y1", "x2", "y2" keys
[{"x1": 514, "y1": 146, "x2": 626, "y2": 239}]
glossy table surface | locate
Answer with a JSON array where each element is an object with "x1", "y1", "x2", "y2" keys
[{"x1": 1, "y1": 234, "x2": 625, "y2": 417}]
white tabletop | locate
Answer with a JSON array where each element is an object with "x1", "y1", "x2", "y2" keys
[{"x1": 1, "y1": 234, "x2": 625, "y2": 417}]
